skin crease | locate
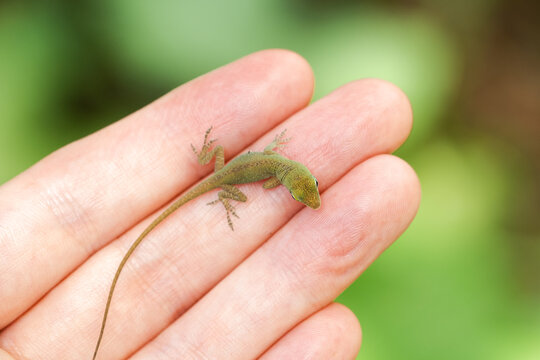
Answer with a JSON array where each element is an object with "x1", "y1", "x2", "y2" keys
[
  {"x1": 92, "y1": 127, "x2": 321, "y2": 359},
  {"x1": 0, "y1": 50, "x2": 418, "y2": 360}
]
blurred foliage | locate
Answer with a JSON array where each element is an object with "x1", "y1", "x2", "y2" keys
[{"x1": 1, "y1": 0, "x2": 538, "y2": 358}]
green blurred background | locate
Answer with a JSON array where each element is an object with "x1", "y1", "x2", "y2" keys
[{"x1": 1, "y1": 0, "x2": 539, "y2": 358}]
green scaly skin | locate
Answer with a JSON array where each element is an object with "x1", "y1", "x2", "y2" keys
[{"x1": 92, "y1": 127, "x2": 320, "y2": 359}]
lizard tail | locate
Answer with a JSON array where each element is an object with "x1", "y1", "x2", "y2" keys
[{"x1": 92, "y1": 180, "x2": 217, "y2": 359}]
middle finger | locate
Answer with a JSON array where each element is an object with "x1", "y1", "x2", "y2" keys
[{"x1": 3, "y1": 79, "x2": 411, "y2": 359}]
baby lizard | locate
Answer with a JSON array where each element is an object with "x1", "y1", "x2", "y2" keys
[{"x1": 92, "y1": 127, "x2": 321, "y2": 359}]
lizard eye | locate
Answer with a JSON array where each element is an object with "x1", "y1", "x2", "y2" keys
[
  {"x1": 290, "y1": 192, "x2": 297, "y2": 201},
  {"x1": 315, "y1": 179, "x2": 319, "y2": 187}
]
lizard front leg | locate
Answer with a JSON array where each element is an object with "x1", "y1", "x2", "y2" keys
[
  {"x1": 264, "y1": 129, "x2": 290, "y2": 155},
  {"x1": 191, "y1": 126, "x2": 225, "y2": 171},
  {"x1": 207, "y1": 184, "x2": 247, "y2": 230},
  {"x1": 193, "y1": 128, "x2": 246, "y2": 230}
]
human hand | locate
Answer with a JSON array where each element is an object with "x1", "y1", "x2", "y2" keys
[{"x1": 0, "y1": 50, "x2": 420, "y2": 359}]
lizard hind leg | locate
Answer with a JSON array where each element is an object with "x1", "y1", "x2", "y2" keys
[
  {"x1": 207, "y1": 184, "x2": 247, "y2": 231},
  {"x1": 264, "y1": 129, "x2": 291, "y2": 154},
  {"x1": 191, "y1": 126, "x2": 225, "y2": 171}
]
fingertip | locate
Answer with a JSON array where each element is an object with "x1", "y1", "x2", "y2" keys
[
  {"x1": 385, "y1": 154, "x2": 421, "y2": 217},
  {"x1": 259, "y1": 303, "x2": 361, "y2": 360},
  {"x1": 249, "y1": 49, "x2": 315, "y2": 108},
  {"x1": 368, "y1": 154, "x2": 422, "y2": 224},
  {"x1": 338, "y1": 78, "x2": 413, "y2": 153},
  {"x1": 326, "y1": 303, "x2": 362, "y2": 353}
]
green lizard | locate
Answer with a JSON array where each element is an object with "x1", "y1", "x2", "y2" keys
[{"x1": 92, "y1": 127, "x2": 320, "y2": 359}]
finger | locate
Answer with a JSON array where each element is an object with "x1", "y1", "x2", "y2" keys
[
  {"x1": 260, "y1": 303, "x2": 361, "y2": 360},
  {"x1": 0, "y1": 79, "x2": 412, "y2": 359},
  {"x1": 0, "y1": 49, "x2": 314, "y2": 327},
  {"x1": 133, "y1": 155, "x2": 420, "y2": 359}
]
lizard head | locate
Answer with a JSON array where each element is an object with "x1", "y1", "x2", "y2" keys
[{"x1": 283, "y1": 164, "x2": 321, "y2": 209}]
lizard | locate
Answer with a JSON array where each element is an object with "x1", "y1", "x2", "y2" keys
[{"x1": 92, "y1": 127, "x2": 321, "y2": 359}]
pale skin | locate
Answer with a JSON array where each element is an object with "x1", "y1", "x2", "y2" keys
[
  {"x1": 0, "y1": 50, "x2": 420, "y2": 359},
  {"x1": 93, "y1": 127, "x2": 321, "y2": 359}
]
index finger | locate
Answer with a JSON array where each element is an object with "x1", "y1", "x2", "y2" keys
[{"x1": 0, "y1": 49, "x2": 314, "y2": 327}]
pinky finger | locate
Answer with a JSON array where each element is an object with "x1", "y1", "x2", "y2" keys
[{"x1": 259, "y1": 303, "x2": 361, "y2": 360}]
